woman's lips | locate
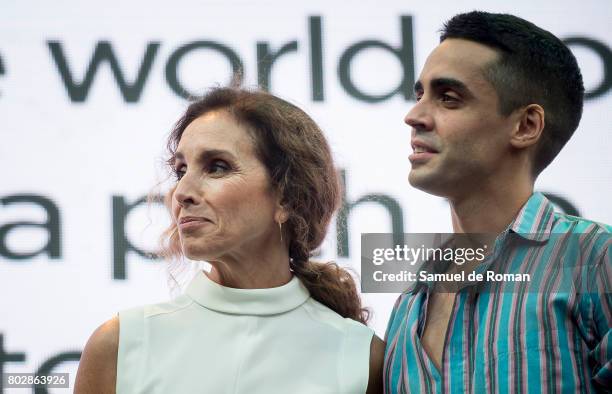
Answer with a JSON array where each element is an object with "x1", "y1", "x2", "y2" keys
[{"x1": 178, "y1": 217, "x2": 211, "y2": 230}]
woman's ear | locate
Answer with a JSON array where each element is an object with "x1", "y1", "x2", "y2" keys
[{"x1": 275, "y1": 204, "x2": 289, "y2": 224}]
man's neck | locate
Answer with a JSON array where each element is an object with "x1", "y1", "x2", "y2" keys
[{"x1": 449, "y1": 182, "x2": 534, "y2": 235}]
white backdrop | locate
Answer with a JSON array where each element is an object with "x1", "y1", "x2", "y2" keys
[{"x1": 1, "y1": 1, "x2": 611, "y2": 392}]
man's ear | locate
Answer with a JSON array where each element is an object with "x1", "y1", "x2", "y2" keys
[{"x1": 510, "y1": 104, "x2": 545, "y2": 149}]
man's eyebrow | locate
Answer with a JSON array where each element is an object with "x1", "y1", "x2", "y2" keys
[
  {"x1": 430, "y1": 77, "x2": 472, "y2": 96},
  {"x1": 414, "y1": 77, "x2": 473, "y2": 97},
  {"x1": 173, "y1": 148, "x2": 233, "y2": 163}
]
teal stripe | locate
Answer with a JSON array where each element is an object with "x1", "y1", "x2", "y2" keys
[
  {"x1": 414, "y1": 296, "x2": 433, "y2": 394},
  {"x1": 486, "y1": 280, "x2": 501, "y2": 393},
  {"x1": 544, "y1": 229, "x2": 573, "y2": 393},
  {"x1": 510, "y1": 245, "x2": 530, "y2": 394},
  {"x1": 383, "y1": 193, "x2": 611, "y2": 393}
]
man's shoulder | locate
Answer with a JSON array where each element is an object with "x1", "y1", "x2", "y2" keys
[
  {"x1": 551, "y1": 211, "x2": 612, "y2": 234},
  {"x1": 547, "y1": 212, "x2": 611, "y2": 264},
  {"x1": 388, "y1": 291, "x2": 421, "y2": 321}
]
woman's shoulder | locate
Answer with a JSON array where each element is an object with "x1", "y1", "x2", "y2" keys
[
  {"x1": 299, "y1": 300, "x2": 384, "y2": 393},
  {"x1": 74, "y1": 317, "x2": 119, "y2": 393},
  {"x1": 74, "y1": 295, "x2": 196, "y2": 393},
  {"x1": 301, "y1": 297, "x2": 374, "y2": 335},
  {"x1": 81, "y1": 317, "x2": 120, "y2": 358},
  {"x1": 122, "y1": 293, "x2": 195, "y2": 318}
]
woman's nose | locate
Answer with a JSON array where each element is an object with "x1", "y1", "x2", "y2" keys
[{"x1": 173, "y1": 176, "x2": 199, "y2": 208}]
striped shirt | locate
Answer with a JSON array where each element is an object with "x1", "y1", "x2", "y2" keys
[{"x1": 384, "y1": 192, "x2": 611, "y2": 393}]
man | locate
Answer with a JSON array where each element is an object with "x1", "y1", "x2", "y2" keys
[{"x1": 384, "y1": 11, "x2": 611, "y2": 393}]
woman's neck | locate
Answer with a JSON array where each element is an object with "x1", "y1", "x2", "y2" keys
[{"x1": 206, "y1": 245, "x2": 292, "y2": 289}]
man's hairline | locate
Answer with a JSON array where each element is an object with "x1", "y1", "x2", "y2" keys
[{"x1": 439, "y1": 36, "x2": 516, "y2": 115}]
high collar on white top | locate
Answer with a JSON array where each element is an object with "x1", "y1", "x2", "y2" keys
[{"x1": 186, "y1": 271, "x2": 311, "y2": 316}]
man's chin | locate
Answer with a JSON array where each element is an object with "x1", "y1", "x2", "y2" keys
[
  {"x1": 408, "y1": 168, "x2": 432, "y2": 190},
  {"x1": 408, "y1": 170, "x2": 448, "y2": 197}
]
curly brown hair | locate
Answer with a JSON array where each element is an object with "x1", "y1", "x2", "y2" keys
[{"x1": 160, "y1": 87, "x2": 370, "y2": 324}]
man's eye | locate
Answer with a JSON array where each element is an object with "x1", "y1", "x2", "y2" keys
[
  {"x1": 440, "y1": 93, "x2": 459, "y2": 102},
  {"x1": 415, "y1": 92, "x2": 423, "y2": 102}
]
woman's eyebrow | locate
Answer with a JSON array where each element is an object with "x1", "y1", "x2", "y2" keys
[{"x1": 174, "y1": 149, "x2": 235, "y2": 163}]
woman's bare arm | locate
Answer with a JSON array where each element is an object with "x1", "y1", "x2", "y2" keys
[
  {"x1": 366, "y1": 335, "x2": 385, "y2": 394},
  {"x1": 74, "y1": 317, "x2": 119, "y2": 394}
]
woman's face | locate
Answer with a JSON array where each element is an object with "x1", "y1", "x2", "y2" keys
[{"x1": 171, "y1": 110, "x2": 283, "y2": 261}]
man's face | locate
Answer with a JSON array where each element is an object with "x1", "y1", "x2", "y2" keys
[{"x1": 405, "y1": 38, "x2": 518, "y2": 199}]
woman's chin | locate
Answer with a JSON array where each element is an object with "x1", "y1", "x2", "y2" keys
[{"x1": 181, "y1": 245, "x2": 217, "y2": 262}]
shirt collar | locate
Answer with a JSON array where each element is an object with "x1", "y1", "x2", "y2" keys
[
  {"x1": 186, "y1": 271, "x2": 310, "y2": 315},
  {"x1": 509, "y1": 192, "x2": 556, "y2": 242},
  {"x1": 407, "y1": 192, "x2": 556, "y2": 295}
]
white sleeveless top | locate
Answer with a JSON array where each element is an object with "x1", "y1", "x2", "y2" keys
[{"x1": 117, "y1": 271, "x2": 374, "y2": 393}]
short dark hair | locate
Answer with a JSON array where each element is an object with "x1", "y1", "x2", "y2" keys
[{"x1": 441, "y1": 11, "x2": 584, "y2": 176}]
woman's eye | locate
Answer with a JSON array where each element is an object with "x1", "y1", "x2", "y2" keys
[
  {"x1": 173, "y1": 160, "x2": 230, "y2": 180},
  {"x1": 208, "y1": 160, "x2": 230, "y2": 175},
  {"x1": 174, "y1": 167, "x2": 186, "y2": 181}
]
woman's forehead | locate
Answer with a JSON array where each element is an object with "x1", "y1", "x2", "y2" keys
[{"x1": 177, "y1": 111, "x2": 256, "y2": 159}]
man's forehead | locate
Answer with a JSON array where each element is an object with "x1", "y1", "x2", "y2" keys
[{"x1": 419, "y1": 38, "x2": 499, "y2": 85}]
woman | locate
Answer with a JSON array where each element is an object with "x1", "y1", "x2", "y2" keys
[{"x1": 75, "y1": 87, "x2": 384, "y2": 393}]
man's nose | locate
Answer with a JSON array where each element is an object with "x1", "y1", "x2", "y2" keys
[{"x1": 404, "y1": 100, "x2": 434, "y2": 132}]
